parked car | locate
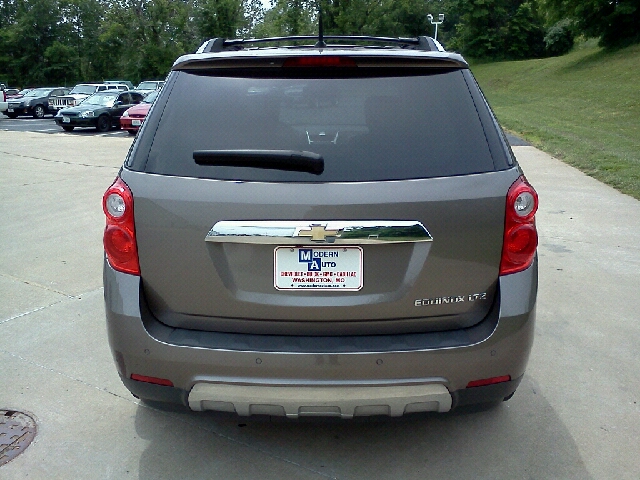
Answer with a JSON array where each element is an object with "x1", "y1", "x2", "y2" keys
[
  {"x1": 134, "y1": 80, "x2": 165, "y2": 94},
  {"x1": 103, "y1": 35, "x2": 538, "y2": 418},
  {"x1": 0, "y1": 88, "x2": 6, "y2": 115},
  {"x1": 7, "y1": 88, "x2": 33, "y2": 99},
  {"x1": 5, "y1": 87, "x2": 70, "y2": 118},
  {"x1": 55, "y1": 90, "x2": 145, "y2": 132},
  {"x1": 49, "y1": 83, "x2": 130, "y2": 112},
  {"x1": 119, "y1": 90, "x2": 158, "y2": 135},
  {"x1": 4, "y1": 88, "x2": 20, "y2": 98}
]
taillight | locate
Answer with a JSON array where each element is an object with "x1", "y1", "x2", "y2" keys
[
  {"x1": 103, "y1": 177, "x2": 140, "y2": 275},
  {"x1": 283, "y1": 56, "x2": 357, "y2": 68},
  {"x1": 500, "y1": 176, "x2": 538, "y2": 275}
]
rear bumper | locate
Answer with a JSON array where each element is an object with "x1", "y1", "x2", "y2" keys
[
  {"x1": 54, "y1": 117, "x2": 97, "y2": 128},
  {"x1": 6, "y1": 105, "x2": 29, "y2": 115},
  {"x1": 104, "y1": 258, "x2": 537, "y2": 416},
  {"x1": 120, "y1": 118, "x2": 142, "y2": 132}
]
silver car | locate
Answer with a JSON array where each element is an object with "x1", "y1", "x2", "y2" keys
[{"x1": 103, "y1": 35, "x2": 538, "y2": 418}]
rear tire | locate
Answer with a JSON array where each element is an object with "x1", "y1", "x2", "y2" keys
[
  {"x1": 62, "y1": 126, "x2": 74, "y2": 132},
  {"x1": 128, "y1": 130, "x2": 136, "y2": 135},
  {"x1": 96, "y1": 115, "x2": 110, "y2": 132},
  {"x1": 33, "y1": 104, "x2": 45, "y2": 119}
]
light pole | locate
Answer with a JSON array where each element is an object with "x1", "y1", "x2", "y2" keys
[{"x1": 427, "y1": 13, "x2": 445, "y2": 41}]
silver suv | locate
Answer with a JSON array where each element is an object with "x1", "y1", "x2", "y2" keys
[{"x1": 103, "y1": 35, "x2": 538, "y2": 418}]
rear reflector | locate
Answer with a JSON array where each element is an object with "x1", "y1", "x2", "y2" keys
[
  {"x1": 130, "y1": 374, "x2": 174, "y2": 387},
  {"x1": 283, "y1": 56, "x2": 357, "y2": 68},
  {"x1": 466, "y1": 375, "x2": 511, "y2": 388}
]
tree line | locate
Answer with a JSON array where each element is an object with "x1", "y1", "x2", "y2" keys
[{"x1": 1, "y1": 0, "x2": 638, "y2": 88}]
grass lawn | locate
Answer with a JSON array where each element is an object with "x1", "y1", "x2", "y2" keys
[{"x1": 470, "y1": 40, "x2": 640, "y2": 200}]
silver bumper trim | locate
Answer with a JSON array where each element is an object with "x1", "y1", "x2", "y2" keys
[{"x1": 188, "y1": 382, "x2": 451, "y2": 418}]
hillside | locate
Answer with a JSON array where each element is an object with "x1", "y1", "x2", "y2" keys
[{"x1": 471, "y1": 41, "x2": 640, "y2": 200}]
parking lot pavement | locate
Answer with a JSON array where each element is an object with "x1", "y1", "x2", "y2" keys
[
  {"x1": 0, "y1": 131, "x2": 638, "y2": 479},
  {"x1": 0, "y1": 115, "x2": 131, "y2": 136}
]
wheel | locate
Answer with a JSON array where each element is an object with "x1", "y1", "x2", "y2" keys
[
  {"x1": 32, "y1": 104, "x2": 45, "y2": 119},
  {"x1": 62, "y1": 126, "x2": 74, "y2": 132},
  {"x1": 128, "y1": 130, "x2": 136, "y2": 135},
  {"x1": 96, "y1": 115, "x2": 110, "y2": 132},
  {"x1": 6, "y1": 112, "x2": 18, "y2": 119}
]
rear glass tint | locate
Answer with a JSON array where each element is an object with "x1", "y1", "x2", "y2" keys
[{"x1": 143, "y1": 69, "x2": 495, "y2": 182}]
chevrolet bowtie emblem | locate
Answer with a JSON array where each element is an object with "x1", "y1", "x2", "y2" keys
[{"x1": 296, "y1": 224, "x2": 343, "y2": 242}]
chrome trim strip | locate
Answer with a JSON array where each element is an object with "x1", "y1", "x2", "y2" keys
[{"x1": 205, "y1": 221, "x2": 433, "y2": 244}]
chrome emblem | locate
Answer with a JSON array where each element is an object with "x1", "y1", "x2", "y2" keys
[{"x1": 295, "y1": 224, "x2": 343, "y2": 242}]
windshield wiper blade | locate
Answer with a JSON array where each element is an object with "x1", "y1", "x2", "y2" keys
[{"x1": 193, "y1": 149, "x2": 324, "y2": 175}]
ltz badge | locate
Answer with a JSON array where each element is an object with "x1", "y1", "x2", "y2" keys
[{"x1": 414, "y1": 292, "x2": 487, "y2": 307}]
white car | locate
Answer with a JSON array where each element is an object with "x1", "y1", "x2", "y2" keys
[{"x1": 0, "y1": 88, "x2": 8, "y2": 114}]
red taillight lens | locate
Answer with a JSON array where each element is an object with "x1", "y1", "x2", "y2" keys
[
  {"x1": 283, "y1": 56, "x2": 357, "y2": 68},
  {"x1": 103, "y1": 177, "x2": 140, "y2": 275},
  {"x1": 500, "y1": 176, "x2": 538, "y2": 276}
]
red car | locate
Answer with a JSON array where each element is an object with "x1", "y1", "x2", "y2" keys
[{"x1": 119, "y1": 90, "x2": 158, "y2": 135}]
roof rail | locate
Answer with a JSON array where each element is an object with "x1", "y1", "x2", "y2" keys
[{"x1": 195, "y1": 35, "x2": 439, "y2": 53}]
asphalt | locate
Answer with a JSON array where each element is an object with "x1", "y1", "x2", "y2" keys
[{"x1": 0, "y1": 131, "x2": 638, "y2": 479}]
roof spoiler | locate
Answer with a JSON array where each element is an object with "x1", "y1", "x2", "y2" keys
[{"x1": 195, "y1": 35, "x2": 440, "y2": 54}]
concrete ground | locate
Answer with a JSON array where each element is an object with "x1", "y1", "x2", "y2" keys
[{"x1": 0, "y1": 131, "x2": 638, "y2": 479}]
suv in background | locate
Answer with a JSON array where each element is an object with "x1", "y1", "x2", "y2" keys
[
  {"x1": 104, "y1": 80, "x2": 135, "y2": 90},
  {"x1": 5, "y1": 87, "x2": 70, "y2": 118},
  {"x1": 135, "y1": 80, "x2": 165, "y2": 94},
  {"x1": 103, "y1": 35, "x2": 538, "y2": 418}
]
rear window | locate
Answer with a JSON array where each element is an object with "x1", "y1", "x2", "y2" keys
[{"x1": 142, "y1": 69, "x2": 496, "y2": 182}]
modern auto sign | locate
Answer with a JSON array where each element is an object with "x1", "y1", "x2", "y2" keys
[{"x1": 274, "y1": 246, "x2": 363, "y2": 290}]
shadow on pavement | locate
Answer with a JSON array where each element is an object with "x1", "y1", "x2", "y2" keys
[{"x1": 133, "y1": 374, "x2": 591, "y2": 479}]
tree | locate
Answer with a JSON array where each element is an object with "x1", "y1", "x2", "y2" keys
[
  {"x1": 197, "y1": 0, "x2": 245, "y2": 39},
  {"x1": 43, "y1": 41, "x2": 79, "y2": 85},
  {"x1": 543, "y1": 0, "x2": 640, "y2": 49},
  {"x1": 544, "y1": 18, "x2": 574, "y2": 56},
  {"x1": 98, "y1": 0, "x2": 198, "y2": 83},
  {"x1": 448, "y1": 0, "x2": 546, "y2": 59},
  {"x1": 0, "y1": 0, "x2": 63, "y2": 85}
]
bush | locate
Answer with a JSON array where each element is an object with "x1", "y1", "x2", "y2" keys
[{"x1": 544, "y1": 19, "x2": 575, "y2": 56}]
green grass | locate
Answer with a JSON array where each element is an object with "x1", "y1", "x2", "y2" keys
[{"x1": 470, "y1": 40, "x2": 640, "y2": 200}]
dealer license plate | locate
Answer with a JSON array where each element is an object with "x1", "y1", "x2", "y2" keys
[
  {"x1": 274, "y1": 246, "x2": 363, "y2": 291},
  {"x1": 7, "y1": 108, "x2": 13, "y2": 112},
  {"x1": 132, "y1": 119, "x2": 141, "y2": 126},
  {"x1": 62, "y1": 116, "x2": 70, "y2": 123}
]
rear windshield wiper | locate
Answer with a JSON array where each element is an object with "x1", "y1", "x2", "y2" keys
[{"x1": 193, "y1": 149, "x2": 324, "y2": 175}]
